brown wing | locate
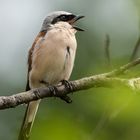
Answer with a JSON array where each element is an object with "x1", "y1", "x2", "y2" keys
[{"x1": 26, "y1": 30, "x2": 47, "y2": 91}]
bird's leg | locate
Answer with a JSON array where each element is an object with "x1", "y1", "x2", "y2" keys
[
  {"x1": 48, "y1": 85, "x2": 58, "y2": 96},
  {"x1": 59, "y1": 80, "x2": 75, "y2": 103},
  {"x1": 40, "y1": 80, "x2": 58, "y2": 96},
  {"x1": 61, "y1": 80, "x2": 75, "y2": 91},
  {"x1": 42, "y1": 80, "x2": 73, "y2": 103},
  {"x1": 48, "y1": 84, "x2": 72, "y2": 103},
  {"x1": 60, "y1": 95, "x2": 72, "y2": 103}
]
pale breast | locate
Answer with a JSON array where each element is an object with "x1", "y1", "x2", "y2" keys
[{"x1": 30, "y1": 25, "x2": 77, "y2": 86}]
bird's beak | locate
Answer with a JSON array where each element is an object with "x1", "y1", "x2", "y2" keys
[{"x1": 68, "y1": 15, "x2": 85, "y2": 31}]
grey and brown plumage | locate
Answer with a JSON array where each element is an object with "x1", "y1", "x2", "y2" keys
[{"x1": 18, "y1": 11, "x2": 84, "y2": 140}]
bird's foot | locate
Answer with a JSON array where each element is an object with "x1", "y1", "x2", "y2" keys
[
  {"x1": 48, "y1": 85, "x2": 58, "y2": 96},
  {"x1": 48, "y1": 84, "x2": 72, "y2": 103},
  {"x1": 61, "y1": 80, "x2": 75, "y2": 91},
  {"x1": 59, "y1": 80, "x2": 75, "y2": 103},
  {"x1": 60, "y1": 95, "x2": 72, "y2": 103}
]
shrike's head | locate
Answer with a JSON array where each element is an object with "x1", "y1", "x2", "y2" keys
[{"x1": 41, "y1": 11, "x2": 84, "y2": 32}]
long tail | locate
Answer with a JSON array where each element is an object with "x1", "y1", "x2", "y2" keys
[{"x1": 18, "y1": 100, "x2": 41, "y2": 140}]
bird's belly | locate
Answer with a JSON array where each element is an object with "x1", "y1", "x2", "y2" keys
[{"x1": 43, "y1": 47, "x2": 74, "y2": 84}]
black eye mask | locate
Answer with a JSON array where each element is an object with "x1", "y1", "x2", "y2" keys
[{"x1": 51, "y1": 14, "x2": 76, "y2": 24}]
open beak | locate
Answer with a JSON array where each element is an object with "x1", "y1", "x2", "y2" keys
[{"x1": 69, "y1": 15, "x2": 85, "y2": 31}]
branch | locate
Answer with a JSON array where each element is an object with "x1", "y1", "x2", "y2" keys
[{"x1": 0, "y1": 58, "x2": 140, "y2": 110}]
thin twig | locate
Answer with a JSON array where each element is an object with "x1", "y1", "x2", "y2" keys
[
  {"x1": 104, "y1": 34, "x2": 111, "y2": 66},
  {"x1": 104, "y1": 57, "x2": 140, "y2": 77},
  {"x1": 130, "y1": 36, "x2": 140, "y2": 61}
]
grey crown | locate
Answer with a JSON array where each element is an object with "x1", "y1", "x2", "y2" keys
[{"x1": 41, "y1": 11, "x2": 73, "y2": 31}]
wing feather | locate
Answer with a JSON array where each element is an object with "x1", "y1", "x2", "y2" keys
[{"x1": 26, "y1": 30, "x2": 47, "y2": 91}]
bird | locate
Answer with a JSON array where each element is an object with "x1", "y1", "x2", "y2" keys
[{"x1": 18, "y1": 11, "x2": 84, "y2": 140}]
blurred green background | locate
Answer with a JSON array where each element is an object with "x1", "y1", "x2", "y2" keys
[{"x1": 1, "y1": 0, "x2": 140, "y2": 140}]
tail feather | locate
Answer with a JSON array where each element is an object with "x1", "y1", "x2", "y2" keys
[{"x1": 18, "y1": 100, "x2": 41, "y2": 140}]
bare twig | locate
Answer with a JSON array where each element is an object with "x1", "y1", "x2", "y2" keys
[
  {"x1": 1, "y1": 58, "x2": 140, "y2": 110},
  {"x1": 130, "y1": 36, "x2": 140, "y2": 61},
  {"x1": 104, "y1": 57, "x2": 140, "y2": 77},
  {"x1": 104, "y1": 34, "x2": 111, "y2": 66}
]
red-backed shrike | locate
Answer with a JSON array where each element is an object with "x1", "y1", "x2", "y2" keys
[{"x1": 18, "y1": 11, "x2": 84, "y2": 140}]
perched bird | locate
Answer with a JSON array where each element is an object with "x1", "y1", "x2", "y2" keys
[{"x1": 18, "y1": 11, "x2": 84, "y2": 140}]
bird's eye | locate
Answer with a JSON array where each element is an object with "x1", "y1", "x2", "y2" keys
[{"x1": 60, "y1": 15, "x2": 67, "y2": 21}]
